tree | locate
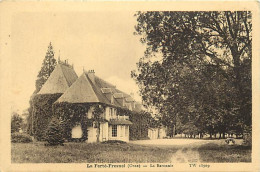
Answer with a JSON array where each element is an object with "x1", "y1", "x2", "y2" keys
[
  {"x1": 11, "y1": 112, "x2": 23, "y2": 133},
  {"x1": 26, "y1": 42, "x2": 57, "y2": 135},
  {"x1": 45, "y1": 117, "x2": 64, "y2": 146},
  {"x1": 132, "y1": 11, "x2": 252, "y2": 137},
  {"x1": 35, "y1": 42, "x2": 57, "y2": 93}
]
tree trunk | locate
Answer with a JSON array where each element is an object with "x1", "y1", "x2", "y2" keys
[
  {"x1": 219, "y1": 133, "x2": 222, "y2": 139},
  {"x1": 222, "y1": 132, "x2": 225, "y2": 139},
  {"x1": 210, "y1": 133, "x2": 212, "y2": 139}
]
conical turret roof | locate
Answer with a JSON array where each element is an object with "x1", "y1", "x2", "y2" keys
[{"x1": 38, "y1": 63, "x2": 78, "y2": 94}]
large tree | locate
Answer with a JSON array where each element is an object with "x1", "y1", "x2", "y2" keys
[
  {"x1": 27, "y1": 42, "x2": 57, "y2": 135},
  {"x1": 132, "y1": 11, "x2": 251, "y2": 137},
  {"x1": 35, "y1": 42, "x2": 57, "y2": 93}
]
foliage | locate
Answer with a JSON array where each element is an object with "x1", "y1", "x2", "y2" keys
[
  {"x1": 31, "y1": 93, "x2": 62, "y2": 140},
  {"x1": 243, "y1": 125, "x2": 252, "y2": 146},
  {"x1": 129, "y1": 110, "x2": 151, "y2": 140},
  {"x1": 11, "y1": 132, "x2": 32, "y2": 143},
  {"x1": 11, "y1": 112, "x2": 23, "y2": 133},
  {"x1": 45, "y1": 117, "x2": 64, "y2": 146},
  {"x1": 132, "y1": 11, "x2": 252, "y2": 138},
  {"x1": 102, "y1": 140, "x2": 126, "y2": 144},
  {"x1": 53, "y1": 102, "x2": 93, "y2": 141},
  {"x1": 35, "y1": 42, "x2": 57, "y2": 93},
  {"x1": 27, "y1": 42, "x2": 57, "y2": 135},
  {"x1": 26, "y1": 103, "x2": 33, "y2": 135},
  {"x1": 92, "y1": 104, "x2": 105, "y2": 142}
]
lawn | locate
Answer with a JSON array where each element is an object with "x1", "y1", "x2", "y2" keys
[
  {"x1": 198, "y1": 143, "x2": 251, "y2": 162},
  {"x1": 11, "y1": 142, "x2": 178, "y2": 163},
  {"x1": 11, "y1": 140, "x2": 252, "y2": 163}
]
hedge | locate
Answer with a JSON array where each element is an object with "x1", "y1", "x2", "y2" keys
[{"x1": 11, "y1": 132, "x2": 32, "y2": 143}]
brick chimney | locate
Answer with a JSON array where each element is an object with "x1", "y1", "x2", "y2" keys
[{"x1": 88, "y1": 70, "x2": 95, "y2": 83}]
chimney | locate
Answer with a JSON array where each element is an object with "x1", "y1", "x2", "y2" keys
[{"x1": 88, "y1": 69, "x2": 95, "y2": 83}]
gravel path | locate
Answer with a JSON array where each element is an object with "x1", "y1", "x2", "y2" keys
[
  {"x1": 169, "y1": 147, "x2": 201, "y2": 163},
  {"x1": 130, "y1": 138, "x2": 212, "y2": 146},
  {"x1": 130, "y1": 138, "x2": 216, "y2": 163}
]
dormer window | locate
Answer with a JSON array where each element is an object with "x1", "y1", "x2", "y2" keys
[
  {"x1": 111, "y1": 96, "x2": 114, "y2": 105},
  {"x1": 113, "y1": 93, "x2": 125, "y2": 107}
]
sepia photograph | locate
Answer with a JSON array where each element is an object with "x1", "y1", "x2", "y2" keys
[{"x1": 0, "y1": 1, "x2": 259, "y2": 172}]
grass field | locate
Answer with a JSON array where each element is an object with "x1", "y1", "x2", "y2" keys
[
  {"x1": 11, "y1": 140, "x2": 251, "y2": 163},
  {"x1": 198, "y1": 143, "x2": 251, "y2": 162},
  {"x1": 11, "y1": 142, "x2": 178, "y2": 163}
]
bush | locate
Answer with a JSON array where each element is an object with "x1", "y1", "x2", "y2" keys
[
  {"x1": 11, "y1": 132, "x2": 32, "y2": 143},
  {"x1": 45, "y1": 118, "x2": 64, "y2": 146},
  {"x1": 11, "y1": 113, "x2": 23, "y2": 133},
  {"x1": 102, "y1": 140, "x2": 126, "y2": 144}
]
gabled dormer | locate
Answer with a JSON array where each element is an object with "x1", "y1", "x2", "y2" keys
[
  {"x1": 113, "y1": 93, "x2": 125, "y2": 107},
  {"x1": 101, "y1": 88, "x2": 114, "y2": 105}
]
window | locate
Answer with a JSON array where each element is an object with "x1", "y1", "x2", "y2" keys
[
  {"x1": 120, "y1": 126, "x2": 124, "y2": 137},
  {"x1": 125, "y1": 125, "x2": 128, "y2": 137},
  {"x1": 112, "y1": 125, "x2": 117, "y2": 137}
]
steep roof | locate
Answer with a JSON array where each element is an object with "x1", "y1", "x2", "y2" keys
[
  {"x1": 55, "y1": 73, "x2": 100, "y2": 103},
  {"x1": 55, "y1": 71, "x2": 137, "y2": 110},
  {"x1": 38, "y1": 63, "x2": 78, "y2": 94}
]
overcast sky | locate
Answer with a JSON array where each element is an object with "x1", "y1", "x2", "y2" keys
[{"x1": 10, "y1": 11, "x2": 145, "y2": 113}]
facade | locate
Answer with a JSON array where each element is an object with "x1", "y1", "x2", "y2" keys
[{"x1": 38, "y1": 61, "x2": 142, "y2": 143}]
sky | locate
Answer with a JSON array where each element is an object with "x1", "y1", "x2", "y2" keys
[{"x1": 10, "y1": 11, "x2": 145, "y2": 113}]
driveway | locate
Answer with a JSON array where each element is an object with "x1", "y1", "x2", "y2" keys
[
  {"x1": 130, "y1": 138, "x2": 213, "y2": 147},
  {"x1": 130, "y1": 138, "x2": 244, "y2": 163}
]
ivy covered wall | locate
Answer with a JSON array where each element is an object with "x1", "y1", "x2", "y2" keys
[
  {"x1": 32, "y1": 94, "x2": 152, "y2": 142},
  {"x1": 31, "y1": 93, "x2": 62, "y2": 140}
]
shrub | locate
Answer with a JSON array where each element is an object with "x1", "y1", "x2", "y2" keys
[
  {"x1": 11, "y1": 113, "x2": 23, "y2": 133},
  {"x1": 45, "y1": 118, "x2": 64, "y2": 146},
  {"x1": 11, "y1": 132, "x2": 32, "y2": 143},
  {"x1": 102, "y1": 140, "x2": 126, "y2": 144}
]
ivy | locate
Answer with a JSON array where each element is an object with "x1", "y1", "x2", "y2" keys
[
  {"x1": 129, "y1": 111, "x2": 151, "y2": 140},
  {"x1": 32, "y1": 93, "x2": 153, "y2": 142},
  {"x1": 32, "y1": 93, "x2": 62, "y2": 141},
  {"x1": 53, "y1": 102, "x2": 91, "y2": 141}
]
